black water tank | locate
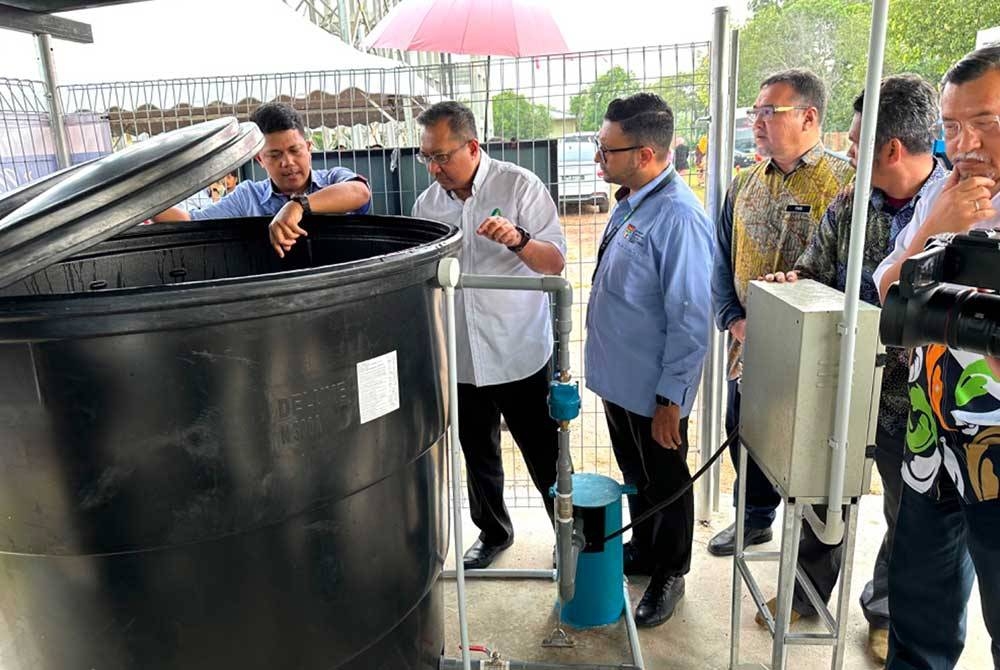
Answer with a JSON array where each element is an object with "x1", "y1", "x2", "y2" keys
[{"x1": 0, "y1": 119, "x2": 461, "y2": 669}]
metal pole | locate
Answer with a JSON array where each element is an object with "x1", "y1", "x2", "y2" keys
[
  {"x1": 713, "y1": 25, "x2": 741, "y2": 516},
  {"x1": 623, "y1": 582, "x2": 645, "y2": 670},
  {"x1": 830, "y1": 502, "x2": 860, "y2": 670},
  {"x1": 806, "y1": 0, "x2": 890, "y2": 546},
  {"x1": 698, "y1": 4, "x2": 731, "y2": 524},
  {"x1": 772, "y1": 502, "x2": 804, "y2": 670},
  {"x1": 440, "y1": 659, "x2": 639, "y2": 670},
  {"x1": 729, "y1": 440, "x2": 750, "y2": 669},
  {"x1": 35, "y1": 32, "x2": 71, "y2": 169},
  {"x1": 336, "y1": 0, "x2": 351, "y2": 45},
  {"x1": 442, "y1": 568, "x2": 556, "y2": 580}
]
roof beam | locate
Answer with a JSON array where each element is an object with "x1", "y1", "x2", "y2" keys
[{"x1": 0, "y1": 4, "x2": 93, "y2": 43}]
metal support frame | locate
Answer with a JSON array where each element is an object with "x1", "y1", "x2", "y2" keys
[
  {"x1": 35, "y1": 32, "x2": 71, "y2": 169},
  {"x1": 728, "y1": 2, "x2": 889, "y2": 667},
  {"x1": 0, "y1": 4, "x2": 93, "y2": 43},
  {"x1": 729, "y1": 442, "x2": 863, "y2": 670},
  {"x1": 438, "y1": 263, "x2": 644, "y2": 670}
]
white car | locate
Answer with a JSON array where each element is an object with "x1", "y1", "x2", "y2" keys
[{"x1": 557, "y1": 133, "x2": 611, "y2": 213}]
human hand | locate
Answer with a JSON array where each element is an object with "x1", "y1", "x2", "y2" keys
[
  {"x1": 652, "y1": 403, "x2": 682, "y2": 450},
  {"x1": 269, "y1": 201, "x2": 308, "y2": 258},
  {"x1": 729, "y1": 318, "x2": 747, "y2": 344},
  {"x1": 922, "y1": 169, "x2": 996, "y2": 238},
  {"x1": 476, "y1": 215, "x2": 523, "y2": 247},
  {"x1": 987, "y1": 357, "x2": 1000, "y2": 379},
  {"x1": 760, "y1": 270, "x2": 798, "y2": 283}
]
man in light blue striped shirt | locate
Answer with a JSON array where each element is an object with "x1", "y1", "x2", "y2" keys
[{"x1": 585, "y1": 93, "x2": 715, "y2": 628}]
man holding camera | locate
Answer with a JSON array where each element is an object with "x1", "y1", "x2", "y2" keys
[
  {"x1": 761, "y1": 74, "x2": 946, "y2": 663},
  {"x1": 874, "y1": 46, "x2": 1000, "y2": 669}
]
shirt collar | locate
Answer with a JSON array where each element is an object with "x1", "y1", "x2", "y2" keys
[
  {"x1": 257, "y1": 170, "x2": 320, "y2": 205},
  {"x1": 613, "y1": 165, "x2": 675, "y2": 209},
  {"x1": 447, "y1": 151, "x2": 492, "y2": 201},
  {"x1": 871, "y1": 158, "x2": 949, "y2": 211},
  {"x1": 764, "y1": 142, "x2": 826, "y2": 175}
]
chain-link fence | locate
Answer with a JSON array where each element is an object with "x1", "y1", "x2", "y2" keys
[{"x1": 0, "y1": 42, "x2": 715, "y2": 510}]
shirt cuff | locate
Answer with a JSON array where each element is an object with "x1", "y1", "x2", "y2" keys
[{"x1": 655, "y1": 379, "x2": 689, "y2": 408}]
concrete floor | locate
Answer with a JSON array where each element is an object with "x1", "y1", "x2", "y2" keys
[{"x1": 443, "y1": 496, "x2": 990, "y2": 670}]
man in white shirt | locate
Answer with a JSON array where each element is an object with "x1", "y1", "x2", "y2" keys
[
  {"x1": 872, "y1": 46, "x2": 1000, "y2": 669},
  {"x1": 411, "y1": 101, "x2": 566, "y2": 570}
]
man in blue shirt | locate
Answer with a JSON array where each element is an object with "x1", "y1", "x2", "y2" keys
[
  {"x1": 585, "y1": 93, "x2": 715, "y2": 628},
  {"x1": 154, "y1": 102, "x2": 371, "y2": 257}
]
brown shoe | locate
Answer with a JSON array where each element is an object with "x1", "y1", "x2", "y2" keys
[
  {"x1": 868, "y1": 626, "x2": 888, "y2": 664},
  {"x1": 754, "y1": 597, "x2": 803, "y2": 627}
]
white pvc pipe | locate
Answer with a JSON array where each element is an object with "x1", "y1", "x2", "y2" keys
[
  {"x1": 806, "y1": 0, "x2": 889, "y2": 545},
  {"x1": 439, "y1": 259, "x2": 471, "y2": 670}
]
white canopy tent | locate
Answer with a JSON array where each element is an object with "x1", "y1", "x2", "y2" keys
[{"x1": 0, "y1": 0, "x2": 417, "y2": 92}]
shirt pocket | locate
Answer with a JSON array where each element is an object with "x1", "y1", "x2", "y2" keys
[{"x1": 606, "y1": 237, "x2": 660, "y2": 300}]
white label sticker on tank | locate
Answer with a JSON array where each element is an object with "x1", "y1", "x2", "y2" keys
[{"x1": 357, "y1": 351, "x2": 400, "y2": 424}]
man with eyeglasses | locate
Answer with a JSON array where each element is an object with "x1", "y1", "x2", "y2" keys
[
  {"x1": 710, "y1": 69, "x2": 854, "y2": 558},
  {"x1": 871, "y1": 46, "x2": 1000, "y2": 670},
  {"x1": 758, "y1": 74, "x2": 946, "y2": 664},
  {"x1": 153, "y1": 102, "x2": 372, "y2": 257},
  {"x1": 586, "y1": 92, "x2": 714, "y2": 627},
  {"x1": 411, "y1": 101, "x2": 566, "y2": 571}
]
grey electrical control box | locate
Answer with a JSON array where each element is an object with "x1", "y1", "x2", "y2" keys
[{"x1": 740, "y1": 280, "x2": 883, "y2": 500}]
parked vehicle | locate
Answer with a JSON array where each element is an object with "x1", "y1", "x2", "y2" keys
[{"x1": 557, "y1": 133, "x2": 611, "y2": 213}]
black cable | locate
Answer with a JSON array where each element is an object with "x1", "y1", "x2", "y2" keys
[{"x1": 603, "y1": 431, "x2": 738, "y2": 543}]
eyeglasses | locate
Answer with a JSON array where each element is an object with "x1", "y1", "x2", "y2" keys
[
  {"x1": 592, "y1": 136, "x2": 642, "y2": 162},
  {"x1": 746, "y1": 105, "x2": 811, "y2": 122},
  {"x1": 416, "y1": 142, "x2": 469, "y2": 165},
  {"x1": 937, "y1": 115, "x2": 1000, "y2": 140}
]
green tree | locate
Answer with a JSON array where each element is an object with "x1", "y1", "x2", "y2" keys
[
  {"x1": 491, "y1": 90, "x2": 551, "y2": 140},
  {"x1": 736, "y1": 0, "x2": 872, "y2": 132},
  {"x1": 647, "y1": 55, "x2": 711, "y2": 140},
  {"x1": 886, "y1": 1, "x2": 1000, "y2": 83},
  {"x1": 570, "y1": 66, "x2": 641, "y2": 132}
]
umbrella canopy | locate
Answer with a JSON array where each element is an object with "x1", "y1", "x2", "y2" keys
[
  {"x1": 363, "y1": 0, "x2": 568, "y2": 57},
  {"x1": 363, "y1": 0, "x2": 568, "y2": 139}
]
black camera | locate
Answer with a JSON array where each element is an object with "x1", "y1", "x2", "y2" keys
[{"x1": 880, "y1": 229, "x2": 1000, "y2": 356}]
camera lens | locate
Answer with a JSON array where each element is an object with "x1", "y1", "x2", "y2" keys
[{"x1": 880, "y1": 284, "x2": 1000, "y2": 356}]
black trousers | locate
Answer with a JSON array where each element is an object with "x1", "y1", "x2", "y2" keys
[
  {"x1": 457, "y1": 364, "x2": 558, "y2": 545},
  {"x1": 792, "y1": 425, "x2": 904, "y2": 625},
  {"x1": 727, "y1": 379, "x2": 782, "y2": 528},
  {"x1": 604, "y1": 400, "x2": 694, "y2": 577}
]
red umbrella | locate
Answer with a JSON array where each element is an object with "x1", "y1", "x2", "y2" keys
[{"x1": 363, "y1": 0, "x2": 570, "y2": 137}]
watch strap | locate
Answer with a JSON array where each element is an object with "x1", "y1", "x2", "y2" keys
[
  {"x1": 507, "y1": 226, "x2": 530, "y2": 253},
  {"x1": 291, "y1": 193, "x2": 311, "y2": 215}
]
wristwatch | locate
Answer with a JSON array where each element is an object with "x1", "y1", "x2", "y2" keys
[
  {"x1": 290, "y1": 193, "x2": 312, "y2": 215},
  {"x1": 655, "y1": 395, "x2": 678, "y2": 407},
  {"x1": 507, "y1": 226, "x2": 531, "y2": 253}
]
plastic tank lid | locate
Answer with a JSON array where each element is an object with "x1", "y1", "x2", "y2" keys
[{"x1": 0, "y1": 117, "x2": 263, "y2": 290}]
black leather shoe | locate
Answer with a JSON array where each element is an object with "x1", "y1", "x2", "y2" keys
[
  {"x1": 635, "y1": 573, "x2": 685, "y2": 627},
  {"x1": 707, "y1": 522, "x2": 773, "y2": 557},
  {"x1": 463, "y1": 538, "x2": 513, "y2": 570},
  {"x1": 623, "y1": 541, "x2": 653, "y2": 576}
]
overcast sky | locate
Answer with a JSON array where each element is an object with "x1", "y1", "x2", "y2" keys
[{"x1": 1, "y1": 1, "x2": 752, "y2": 83}]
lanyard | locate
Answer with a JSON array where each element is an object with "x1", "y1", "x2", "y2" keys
[{"x1": 593, "y1": 168, "x2": 676, "y2": 279}]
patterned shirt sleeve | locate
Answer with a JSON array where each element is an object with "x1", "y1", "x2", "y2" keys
[{"x1": 711, "y1": 180, "x2": 744, "y2": 331}]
